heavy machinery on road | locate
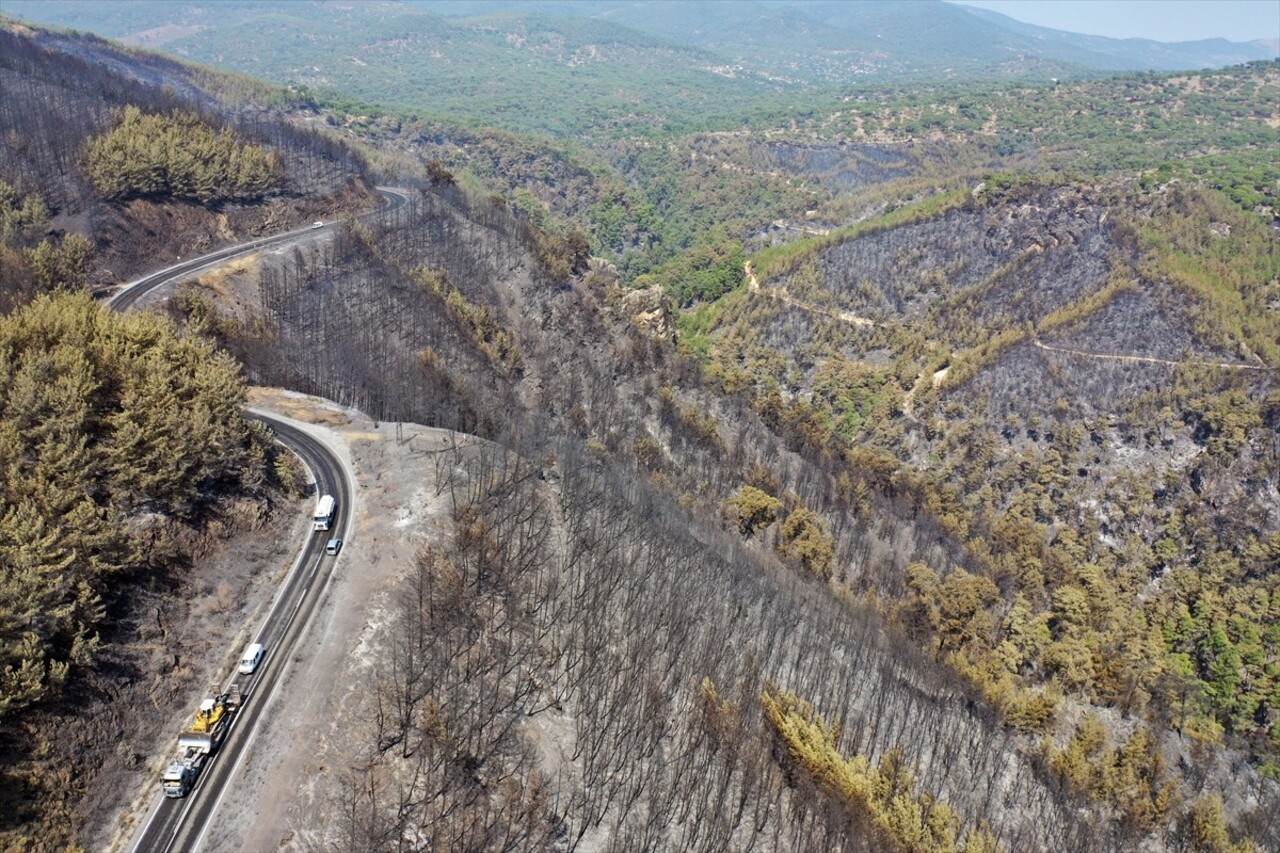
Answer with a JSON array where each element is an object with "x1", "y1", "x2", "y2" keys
[{"x1": 161, "y1": 687, "x2": 240, "y2": 798}]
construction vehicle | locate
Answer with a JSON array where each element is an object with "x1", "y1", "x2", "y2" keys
[
  {"x1": 313, "y1": 494, "x2": 335, "y2": 532},
  {"x1": 161, "y1": 687, "x2": 240, "y2": 798}
]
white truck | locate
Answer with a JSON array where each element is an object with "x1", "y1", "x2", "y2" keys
[
  {"x1": 313, "y1": 494, "x2": 335, "y2": 532},
  {"x1": 161, "y1": 746, "x2": 208, "y2": 799}
]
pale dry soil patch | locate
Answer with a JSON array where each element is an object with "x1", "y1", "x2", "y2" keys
[{"x1": 202, "y1": 389, "x2": 466, "y2": 851}]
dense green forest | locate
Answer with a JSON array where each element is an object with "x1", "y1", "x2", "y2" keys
[
  {"x1": 287, "y1": 60, "x2": 1279, "y2": 290},
  {"x1": 0, "y1": 292, "x2": 267, "y2": 719},
  {"x1": 6, "y1": 0, "x2": 1275, "y2": 137},
  {"x1": 82, "y1": 106, "x2": 282, "y2": 204}
]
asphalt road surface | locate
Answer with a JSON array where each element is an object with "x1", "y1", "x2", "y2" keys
[
  {"x1": 127, "y1": 412, "x2": 353, "y2": 845},
  {"x1": 109, "y1": 192, "x2": 400, "y2": 852},
  {"x1": 126, "y1": 417, "x2": 352, "y2": 853},
  {"x1": 108, "y1": 187, "x2": 407, "y2": 311}
]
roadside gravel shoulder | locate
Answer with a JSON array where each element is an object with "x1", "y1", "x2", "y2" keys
[{"x1": 203, "y1": 388, "x2": 467, "y2": 851}]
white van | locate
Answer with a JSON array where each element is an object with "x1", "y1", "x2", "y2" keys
[{"x1": 238, "y1": 642, "x2": 264, "y2": 674}]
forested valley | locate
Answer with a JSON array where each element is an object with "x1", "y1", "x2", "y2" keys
[{"x1": 0, "y1": 7, "x2": 1277, "y2": 853}]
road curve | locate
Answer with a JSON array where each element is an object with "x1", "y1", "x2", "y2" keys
[
  {"x1": 109, "y1": 194, "x2": 386, "y2": 853},
  {"x1": 129, "y1": 415, "x2": 353, "y2": 853},
  {"x1": 109, "y1": 187, "x2": 408, "y2": 312}
]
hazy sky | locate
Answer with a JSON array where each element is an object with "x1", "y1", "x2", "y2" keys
[{"x1": 949, "y1": 0, "x2": 1280, "y2": 42}]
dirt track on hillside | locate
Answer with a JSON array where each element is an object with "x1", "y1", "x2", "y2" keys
[{"x1": 1032, "y1": 338, "x2": 1272, "y2": 371}]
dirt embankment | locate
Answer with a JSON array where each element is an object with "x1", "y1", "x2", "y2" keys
[
  {"x1": 91, "y1": 180, "x2": 375, "y2": 290},
  {"x1": 199, "y1": 389, "x2": 467, "y2": 852}
]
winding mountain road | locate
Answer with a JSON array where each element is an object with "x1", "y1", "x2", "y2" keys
[
  {"x1": 109, "y1": 187, "x2": 407, "y2": 312},
  {"x1": 110, "y1": 188, "x2": 404, "y2": 853}
]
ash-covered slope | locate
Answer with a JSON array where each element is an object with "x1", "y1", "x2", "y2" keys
[
  {"x1": 176, "y1": 162, "x2": 1279, "y2": 848},
  {"x1": 0, "y1": 21, "x2": 374, "y2": 299},
  {"x1": 178, "y1": 178, "x2": 1109, "y2": 851},
  {"x1": 697, "y1": 173, "x2": 1278, "y2": 845}
]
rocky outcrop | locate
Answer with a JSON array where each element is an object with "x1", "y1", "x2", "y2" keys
[{"x1": 622, "y1": 284, "x2": 676, "y2": 343}]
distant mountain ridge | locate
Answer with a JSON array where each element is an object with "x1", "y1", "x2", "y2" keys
[
  {"x1": 2, "y1": 1, "x2": 789, "y2": 137},
  {"x1": 406, "y1": 0, "x2": 1278, "y2": 76},
  {"x1": 5, "y1": 0, "x2": 1275, "y2": 96},
  {"x1": 3, "y1": 0, "x2": 1275, "y2": 140},
  {"x1": 956, "y1": 4, "x2": 1280, "y2": 72}
]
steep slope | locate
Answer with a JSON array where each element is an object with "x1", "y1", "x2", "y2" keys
[
  {"x1": 0, "y1": 23, "x2": 374, "y2": 850},
  {"x1": 177, "y1": 180, "x2": 1115, "y2": 851},
  {"x1": 0, "y1": 20, "x2": 374, "y2": 302},
  {"x1": 692, "y1": 171, "x2": 1278, "y2": 815},
  {"x1": 138, "y1": 47, "x2": 1277, "y2": 853},
  {"x1": 3, "y1": 10, "x2": 1278, "y2": 853},
  {"x1": 172, "y1": 160, "x2": 1279, "y2": 848}
]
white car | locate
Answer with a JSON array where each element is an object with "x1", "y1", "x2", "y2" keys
[
  {"x1": 325, "y1": 538, "x2": 343, "y2": 556},
  {"x1": 312, "y1": 220, "x2": 324, "y2": 229},
  {"x1": 238, "y1": 643, "x2": 264, "y2": 674}
]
